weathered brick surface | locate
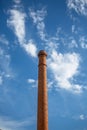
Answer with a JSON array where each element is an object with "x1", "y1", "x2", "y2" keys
[{"x1": 37, "y1": 50, "x2": 48, "y2": 130}]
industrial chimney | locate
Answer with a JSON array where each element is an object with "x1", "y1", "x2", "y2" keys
[{"x1": 37, "y1": 50, "x2": 48, "y2": 130}]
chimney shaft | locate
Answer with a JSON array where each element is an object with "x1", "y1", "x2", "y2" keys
[{"x1": 37, "y1": 50, "x2": 48, "y2": 130}]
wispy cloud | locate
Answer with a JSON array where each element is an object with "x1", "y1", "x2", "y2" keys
[
  {"x1": 29, "y1": 8, "x2": 83, "y2": 52},
  {"x1": 7, "y1": 9, "x2": 26, "y2": 44},
  {"x1": 29, "y1": 7, "x2": 61, "y2": 61},
  {"x1": 47, "y1": 80, "x2": 54, "y2": 90},
  {"x1": 23, "y1": 39, "x2": 37, "y2": 57},
  {"x1": 7, "y1": 3, "x2": 38, "y2": 57},
  {"x1": 67, "y1": 0, "x2": 87, "y2": 16},
  {"x1": 68, "y1": 36, "x2": 78, "y2": 48},
  {"x1": 13, "y1": 0, "x2": 21, "y2": 4},
  {"x1": 79, "y1": 114, "x2": 85, "y2": 120},
  {"x1": 0, "y1": 35, "x2": 9, "y2": 45},
  {"x1": 0, "y1": 76, "x2": 3, "y2": 85},
  {"x1": 0, "y1": 34, "x2": 13, "y2": 86},
  {"x1": 27, "y1": 78, "x2": 36, "y2": 84},
  {"x1": 0, "y1": 116, "x2": 35, "y2": 130},
  {"x1": 73, "y1": 114, "x2": 87, "y2": 120},
  {"x1": 0, "y1": 47, "x2": 12, "y2": 86},
  {"x1": 29, "y1": 7, "x2": 47, "y2": 41},
  {"x1": 79, "y1": 36, "x2": 87, "y2": 49},
  {"x1": 27, "y1": 78, "x2": 37, "y2": 88},
  {"x1": 71, "y1": 25, "x2": 79, "y2": 34}
]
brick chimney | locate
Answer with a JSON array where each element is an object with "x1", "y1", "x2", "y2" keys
[{"x1": 37, "y1": 50, "x2": 48, "y2": 130}]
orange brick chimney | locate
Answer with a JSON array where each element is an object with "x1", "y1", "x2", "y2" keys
[{"x1": 37, "y1": 50, "x2": 48, "y2": 130}]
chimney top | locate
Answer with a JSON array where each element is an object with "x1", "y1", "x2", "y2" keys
[{"x1": 38, "y1": 50, "x2": 47, "y2": 57}]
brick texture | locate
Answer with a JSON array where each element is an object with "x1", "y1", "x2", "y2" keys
[{"x1": 37, "y1": 50, "x2": 48, "y2": 130}]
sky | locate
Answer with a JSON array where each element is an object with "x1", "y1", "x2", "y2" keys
[{"x1": 0, "y1": 0, "x2": 87, "y2": 129}]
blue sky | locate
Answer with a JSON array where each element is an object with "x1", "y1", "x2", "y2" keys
[{"x1": 0, "y1": 0, "x2": 87, "y2": 129}]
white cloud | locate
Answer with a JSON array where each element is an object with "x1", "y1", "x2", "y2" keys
[
  {"x1": 0, "y1": 47, "x2": 4, "y2": 55},
  {"x1": 0, "y1": 47, "x2": 12, "y2": 84},
  {"x1": 68, "y1": 37, "x2": 78, "y2": 48},
  {"x1": 71, "y1": 39, "x2": 78, "y2": 48},
  {"x1": 29, "y1": 8, "x2": 47, "y2": 41},
  {"x1": 79, "y1": 36, "x2": 87, "y2": 49},
  {"x1": 27, "y1": 79, "x2": 36, "y2": 83},
  {"x1": 0, "y1": 116, "x2": 35, "y2": 130},
  {"x1": 72, "y1": 114, "x2": 86, "y2": 120},
  {"x1": 81, "y1": 43, "x2": 87, "y2": 49},
  {"x1": 47, "y1": 49, "x2": 82, "y2": 93},
  {"x1": 29, "y1": 8, "x2": 46, "y2": 24},
  {"x1": 47, "y1": 80, "x2": 54, "y2": 89},
  {"x1": 29, "y1": 8, "x2": 60, "y2": 49},
  {"x1": 67, "y1": 0, "x2": 87, "y2": 16},
  {"x1": 79, "y1": 114, "x2": 85, "y2": 120},
  {"x1": 13, "y1": 0, "x2": 21, "y2": 4},
  {"x1": 0, "y1": 35, "x2": 9, "y2": 45},
  {"x1": 7, "y1": 6, "x2": 38, "y2": 58},
  {"x1": 7, "y1": 9, "x2": 26, "y2": 44},
  {"x1": 23, "y1": 40, "x2": 37, "y2": 57},
  {"x1": 27, "y1": 78, "x2": 37, "y2": 88},
  {"x1": 71, "y1": 25, "x2": 78, "y2": 34},
  {"x1": 0, "y1": 76, "x2": 3, "y2": 85},
  {"x1": 72, "y1": 25, "x2": 75, "y2": 33},
  {"x1": 7, "y1": 5, "x2": 38, "y2": 58}
]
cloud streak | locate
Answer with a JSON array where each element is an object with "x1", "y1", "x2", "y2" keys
[
  {"x1": 13, "y1": 0, "x2": 21, "y2": 4},
  {"x1": 80, "y1": 36, "x2": 87, "y2": 49},
  {"x1": 27, "y1": 78, "x2": 37, "y2": 88},
  {"x1": 0, "y1": 35, "x2": 9, "y2": 45},
  {"x1": 29, "y1": 7, "x2": 47, "y2": 41},
  {"x1": 0, "y1": 116, "x2": 35, "y2": 130},
  {"x1": 7, "y1": 9, "x2": 26, "y2": 44},
  {"x1": 67, "y1": 0, "x2": 87, "y2": 16},
  {"x1": 23, "y1": 39, "x2": 37, "y2": 57},
  {"x1": 7, "y1": 3, "x2": 38, "y2": 57},
  {"x1": 0, "y1": 47, "x2": 12, "y2": 86}
]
